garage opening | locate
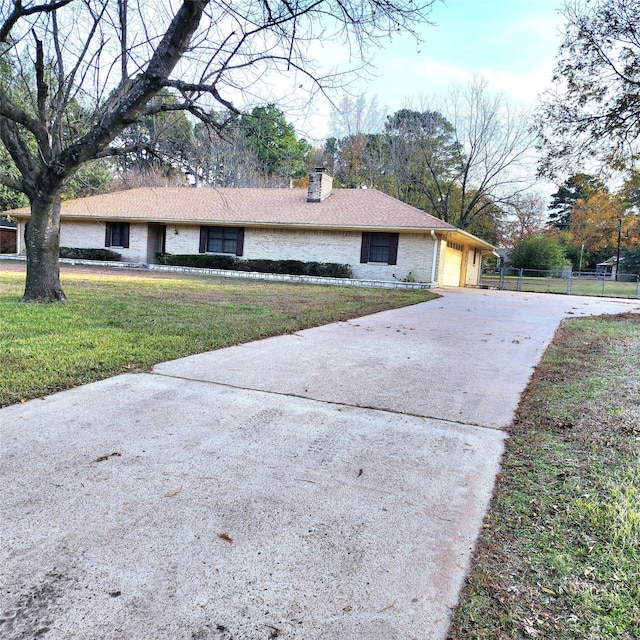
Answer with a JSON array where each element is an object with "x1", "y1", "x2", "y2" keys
[{"x1": 443, "y1": 241, "x2": 464, "y2": 286}]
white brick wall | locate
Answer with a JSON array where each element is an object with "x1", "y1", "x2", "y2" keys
[
  {"x1": 166, "y1": 226, "x2": 438, "y2": 282},
  {"x1": 61, "y1": 220, "x2": 149, "y2": 263},
  {"x1": 164, "y1": 225, "x2": 201, "y2": 255},
  {"x1": 247, "y1": 228, "x2": 436, "y2": 282}
]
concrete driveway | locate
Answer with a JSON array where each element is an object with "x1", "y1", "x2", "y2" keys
[{"x1": 1, "y1": 288, "x2": 638, "y2": 640}]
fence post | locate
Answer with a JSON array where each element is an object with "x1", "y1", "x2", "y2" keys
[
  {"x1": 566, "y1": 268, "x2": 572, "y2": 294},
  {"x1": 637, "y1": 276, "x2": 640, "y2": 299},
  {"x1": 518, "y1": 268, "x2": 523, "y2": 292},
  {"x1": 499, "y1": 267, "x2": 505, "y2": 290}
]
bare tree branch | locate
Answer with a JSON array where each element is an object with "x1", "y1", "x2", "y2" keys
[{"x1": 0, "y1": 0, "x2": 75, "y2": 42}]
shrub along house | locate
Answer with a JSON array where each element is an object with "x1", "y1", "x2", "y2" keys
[{"x1": 8, "y1": 169, "x2": 495, "y2": 287}]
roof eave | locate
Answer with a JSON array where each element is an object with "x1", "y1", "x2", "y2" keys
[
  {"x1": 15, "y1": 212, "x2": 458, "y2": 233},
  {"x1": 441, "y1": 228, "x2": 497, "y2": 251}
]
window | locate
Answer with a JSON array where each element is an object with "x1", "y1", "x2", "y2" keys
[
  {"x1": 360, "y1": 232, "x2": 398, "y2": 265},
  {"x1": 199, "y1": 226, "x2": 244, "y2": 256},
  {"x1": 105, "y1": 222, "x2": 130, "y2": 248}
]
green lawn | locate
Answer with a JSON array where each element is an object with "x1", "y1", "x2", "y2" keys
[
  {"x1": 448, "y1": 313, "x2": 640, "y2": 639},
  {"x1": 0, "y1": 268, "x2": 437, "y2": 407}
]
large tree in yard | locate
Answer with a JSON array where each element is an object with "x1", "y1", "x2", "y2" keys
[
  {"x1": 536, "y1": 0, "x2": 640, "y2": 175},
  {"x1": 385, "y1": 80, "x2": 534, "y2": 234},
  {"x1": 0, "y1": 0, "x2": 435, "y2": 302}
]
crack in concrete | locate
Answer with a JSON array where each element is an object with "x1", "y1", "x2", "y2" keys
[{"x1": 150, "y1": 370, "x2": 508, "y2": 433}]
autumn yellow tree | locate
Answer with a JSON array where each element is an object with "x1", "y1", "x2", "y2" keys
[{"x1": 570, "y1": 191, "x2": 638, "y2": 254}]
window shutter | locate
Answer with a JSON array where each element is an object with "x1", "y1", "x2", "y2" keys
[
  {"x1": 235, "y1": 227, "x2": 245, "y2": 256},
  {"x1": 388, "y1": 233, "x2": 399, "y2": 265},
  {"x1": 199, "y1": 226, "x2": 207, "y2": 253},
  {"x1": 122, "y1": 223, "x2": 130, "y2": 249},
  {"x1": 360, "y1": 232, "x2": 370, "y2": 263},
  {"x1": 105, "y1": 223, "x2": 111, "y2": 247}
]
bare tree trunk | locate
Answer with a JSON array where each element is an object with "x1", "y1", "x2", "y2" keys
[{"x1": 21, "y1": 193, "x2": 66, "y2": 302}]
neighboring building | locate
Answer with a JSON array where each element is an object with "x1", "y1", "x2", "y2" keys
[
  {"x1": 596, "y1": 255, "x2": 621, "y2": 280},
  {"x1": 0, "y1": 218, "x2": 17, "y2": 254},
  {"x1": 6, "y1": 170, "x2": 496, "y2": 287}
]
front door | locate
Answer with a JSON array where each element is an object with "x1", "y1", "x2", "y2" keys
[{"x1": 147, "y1": 224, "x2": 166, "y2": 263}]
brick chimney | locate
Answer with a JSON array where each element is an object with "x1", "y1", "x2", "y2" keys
[{"x1": 307, "y1": 168, "x2": 333, "y2": 202}]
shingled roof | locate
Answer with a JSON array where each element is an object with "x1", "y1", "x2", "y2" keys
[{"x1": 10, "y1": 187, "x2": 458, "y2": 232}]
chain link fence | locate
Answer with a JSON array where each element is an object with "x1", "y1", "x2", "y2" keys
[{"x1": 480, "y1": 267, "x2": 640, "y2": 299}]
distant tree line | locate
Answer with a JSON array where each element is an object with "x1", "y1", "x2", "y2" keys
[
  {"x1": 321, "y1": 81, "x2": 536, "y2": 246},
  {"x1": 53, "y1": 101, "x2": 315, "y2": 201}
]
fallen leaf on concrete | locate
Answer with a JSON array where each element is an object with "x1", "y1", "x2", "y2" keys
[
  {"x1": 218, "y1": 532, "x2": 234, "y2": 543},
  {"x1": 343, "y1": 604, "x2": 353, "y2": 612},
  {"x1": 94, "y1": 452, "x2": 122, "y2": 463},
  {"x1": 165, "y1": 486, "x2": 182, "y2": 497},
  {"x1": 377, "y1": 600, "x2": 397, "y2": 613}
]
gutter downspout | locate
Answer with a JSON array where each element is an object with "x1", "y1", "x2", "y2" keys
[
  {"x1": 430, "y1": 230, "x2": 438, "y2": 285},
  {"x1": 16, "y1": 219, "x2": 22, "y2": 255}
]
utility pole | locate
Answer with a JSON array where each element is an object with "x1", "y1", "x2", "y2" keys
[
  {"x1": 578, "y1": 243, "x2": 584, "y2": 274},
  {"x1": 615, "y1": 218, "x2": 622, "y2": 281}
]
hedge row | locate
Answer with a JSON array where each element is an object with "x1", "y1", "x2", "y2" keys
[
  {"x1": 157, "y1": 253, "x2": 353, "y2": 278},
  {"x1": 60, "y1": 247, "x2": 122, "y2": 261}
]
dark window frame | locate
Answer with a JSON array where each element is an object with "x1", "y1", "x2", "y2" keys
[
  {"x1": 199, "y1": 226, "x2": 245, "y2": 256},
  {"x1": 105, "y1": 222, "x2": 130, "y2": 248},
  {"x1": 360, "y1": 232, "x2": 398, "y2": 265}
]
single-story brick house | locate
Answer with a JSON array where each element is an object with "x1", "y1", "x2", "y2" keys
[{"x1": 7, "y1": 170, "x2": 496, "y2": 286}]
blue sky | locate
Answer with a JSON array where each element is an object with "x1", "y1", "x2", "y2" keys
[{"x1": 298, "y1": 0, "x2": 567, "y2": 142}]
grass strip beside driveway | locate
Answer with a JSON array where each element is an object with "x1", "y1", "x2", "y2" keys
[
  {"x1": 1, "y1": 269, "x2": 437, "y2": 407},
  {"x1": 448, "y1": 313, "x2": 640, "y2": 639}
]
